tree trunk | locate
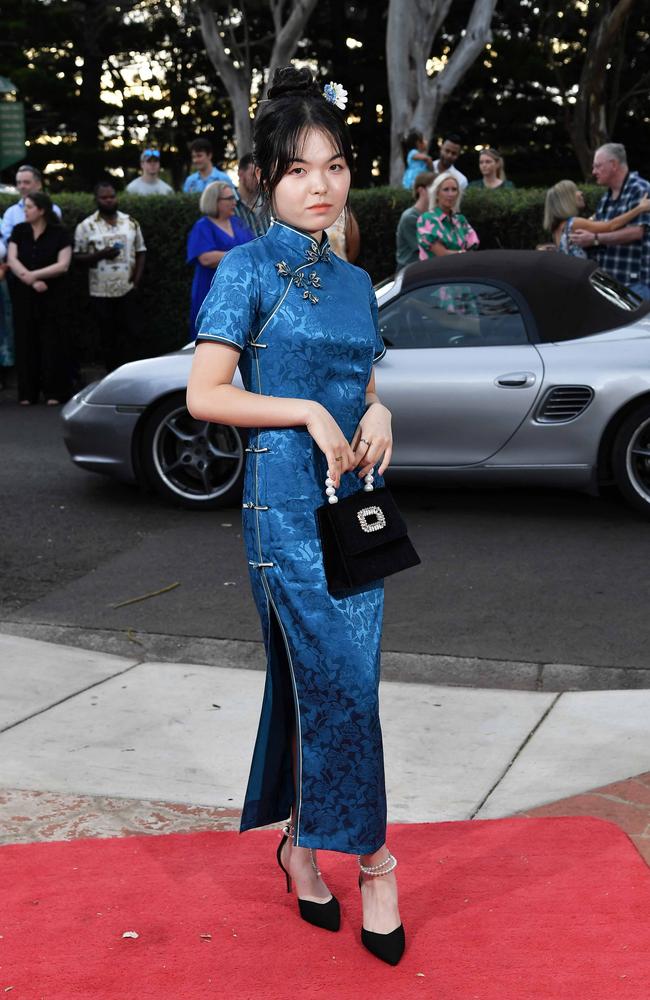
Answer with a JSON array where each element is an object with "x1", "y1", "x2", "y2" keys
[
  {"x1": 564, "y1": 0, "x2": 638, "y2": 178},
  {"x1": 195, "y1": 0, "x2": 253, "y2": 157},
  {"x1": 265, "y1": 0, "x2": 319, "y2": 97},
  {"x1": 76, "y1": 0, "x2": 110, "y2": 187},
  {"x1": 386, "y1": 0, "x2": 497, "y2": 186},
  {"x1": 195, "y1": 0, "x2": 318, "y2": 160}
]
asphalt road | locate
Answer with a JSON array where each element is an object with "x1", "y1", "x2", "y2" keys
[{"x1": 1, "y1": 396, "x2": 649, "y2": 684}]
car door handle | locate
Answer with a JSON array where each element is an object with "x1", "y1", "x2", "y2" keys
[{"x1": 495, "y1": 372, "x2": 537, "y2": 388}]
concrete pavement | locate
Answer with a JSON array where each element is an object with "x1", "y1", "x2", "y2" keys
[{"x1": 1, "y1": 633, "x2": 649, "y2": 864}]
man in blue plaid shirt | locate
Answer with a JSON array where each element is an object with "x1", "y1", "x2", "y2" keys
[{"x1": 571, "y1": 142, "x2": 650, "y2": 299}]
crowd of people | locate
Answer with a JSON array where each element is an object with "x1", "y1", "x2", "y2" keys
[
  {"x1": 396, "y1": 135, "x2": 650, "y2": 303},
  {"x1": 0, "y1": 136, "x2": 367, "y2": 404},
  {"x1": 1, "y1": 132, "x2": 649, "y2": 405},
  {"x1": 396, "y1": 132, "x2": 513, "y2": 268}
]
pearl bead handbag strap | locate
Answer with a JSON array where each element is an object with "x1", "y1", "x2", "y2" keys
[{"x1": 324, "y1": 469, "x2": 375, "y2": 504}]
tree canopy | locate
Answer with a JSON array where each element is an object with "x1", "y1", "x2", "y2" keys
[{"x1": 1, "y1": 0, "x2": 648, "y2": 191}]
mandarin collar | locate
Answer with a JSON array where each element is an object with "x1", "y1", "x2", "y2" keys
[{"x1": 268, "y1": 218, "x2": 332, "y2": 265}]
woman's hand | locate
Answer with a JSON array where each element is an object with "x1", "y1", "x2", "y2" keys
[
  {"x1": 33, "y1": 280, "x2": 48, "y2": 293},
  {"x1": 305, "y1": 401, "x2": 356, "y2": 489},
  {"x1": 351, "y1": 402, "x2": 393, "y2": 477}
]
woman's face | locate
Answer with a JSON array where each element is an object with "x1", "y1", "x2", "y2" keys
[
  {"x1": 272, "y1": 128, "x2": 350, "y2": 237},
  {"x1": 575, "y1": 188, "x2": 586, "y2": 210},
  {"x1": 24, "y1": 198, "x2": 45, "y2": 225},
  {"x1": 479, "y1": 153, "x2": 497, "y2": 176},
  {"x1": 437, "y1": 178, "x2": 459, "y2": 213},
  {"x1": 216, "y1": 186, "x2": 237, "y2": 219}
]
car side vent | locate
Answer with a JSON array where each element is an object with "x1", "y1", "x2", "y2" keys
[{"x1": 536, "y1": 386, "x2": 594, "y2": 423}]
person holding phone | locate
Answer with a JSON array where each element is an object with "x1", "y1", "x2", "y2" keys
[{"x1": 74, "y1": 182, "x2": 146, "y2": 372}]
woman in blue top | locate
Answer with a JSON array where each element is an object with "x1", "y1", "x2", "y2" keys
[
  {"x1": 401, "y1": 129, "x2": 433, "y2": 190},
  {"x1": 186, "y1": 180, "x2": 253, "y2": 336},
  {"x1": 187, "y1": 66, "x2": 404, "y2": 966}
]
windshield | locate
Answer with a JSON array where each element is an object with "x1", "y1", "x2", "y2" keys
[
  {"x1": 374, "y1": 276, "x2": 398, "y2": 302},
  {"x1": 590, "y1": 270, "x2": 644, "y2": 311}
]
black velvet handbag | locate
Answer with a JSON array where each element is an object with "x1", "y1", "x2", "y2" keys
[{"x1": 315, "y1": 474, "x2": 421, "y2": 595}]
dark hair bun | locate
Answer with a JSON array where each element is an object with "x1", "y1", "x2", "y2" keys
[{"x1": 267, "y1": 66, "x2": 321, "y2": 101}]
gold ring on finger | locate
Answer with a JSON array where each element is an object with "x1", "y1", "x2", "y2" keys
[{"x1": 360, "y1": 438, "x2": 372, "y2": 447}]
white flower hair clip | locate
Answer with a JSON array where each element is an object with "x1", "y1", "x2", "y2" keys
[{"x1": 323, "y1": 81, "x2": 348, "y2": 111}]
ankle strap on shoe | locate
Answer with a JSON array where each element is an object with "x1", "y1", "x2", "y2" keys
[
  {"x1": 358, "y1": 852, "x2": 397, "y2": 877},
  {"x1": 282, "y1": 824, "x2": 321, "y2": 877}
]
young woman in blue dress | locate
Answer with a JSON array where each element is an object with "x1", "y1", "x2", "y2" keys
[{"x1": 187, "y1": 67, "x2": 404, "y2": 965}]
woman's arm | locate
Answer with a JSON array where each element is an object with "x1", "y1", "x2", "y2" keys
[
  {"x1": 7, "y1": 241, "x2": 36, "y2": 285},
  {"x1": 27, "y1": 246, "x2": 72, "y2": 281},
  {"x1": 187, "y1": 342, "x2": 356, "y2": 487},
  {"x1": 429, "y1": 241, "x2": 459, "y2": 257},
  {"x1": 462, "y1": 224, "x2": 480, "y2": 250},
  {"x1": 197, "y1": 249, "x2": 228, "y2": 268},
  {"x1": 572, "y1": 194, "x2": 650, "y2": 233},
  {"x1": 349, "y1": 369, "x2": 393, "y2": 476},
  {"x1": 417, "y1": 214, "x2": 454, "y2": 258}
]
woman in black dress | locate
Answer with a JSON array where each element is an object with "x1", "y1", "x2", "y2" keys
[{"x1": 7, "y1": 192, "x2": 72, "y2": 405}]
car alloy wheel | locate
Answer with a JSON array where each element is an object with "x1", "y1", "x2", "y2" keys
[
  {"x1": 612, "y1": 403, "x2": 650, "y2": 516},
  {"x1": 140, "y1": 393, "x2": 245, "y2": 509}
]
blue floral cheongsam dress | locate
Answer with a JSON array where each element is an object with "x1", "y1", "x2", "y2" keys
[{"x1": 195, "y1": 219, "x2": 387, "y2": 855}]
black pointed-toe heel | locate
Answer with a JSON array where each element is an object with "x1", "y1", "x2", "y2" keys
[
  {"x1": 276, "y1": 824, "x2": 341, "y2": 932},
  {"x1": 358, "y1": 852, "x2": 405, "y2": 966}
]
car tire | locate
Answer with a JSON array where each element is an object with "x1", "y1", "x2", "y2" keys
[
  {"x1": 611, "y1": 402, "x2": 650, "y2": 516},
  {"x1": 138, "y1": 392, "x2": 246, "y2": 510}
]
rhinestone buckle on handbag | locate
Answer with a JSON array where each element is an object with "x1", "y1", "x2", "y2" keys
[{"x1": 357, "y1": 506, "x2": 386, "y2": 533}]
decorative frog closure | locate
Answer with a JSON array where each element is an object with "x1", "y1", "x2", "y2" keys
[{"x1": 275, "y1": 239, "x2": 331, "y2": 304}]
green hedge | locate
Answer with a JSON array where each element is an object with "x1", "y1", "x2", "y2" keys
[{"x1": 0, "y1": 186, "x2": 601, "y2": 363}]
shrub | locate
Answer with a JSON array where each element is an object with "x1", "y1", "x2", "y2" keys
[
  {"x1": 353, "y1": 185, "x2": 602, "y2": 281},
  {"x1": 0, "y1": 185, "x2": 602, "y2": 362}
]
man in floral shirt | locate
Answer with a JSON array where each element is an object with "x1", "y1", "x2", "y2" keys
[{"x1": 74, "y1": 182, "x2": 147, "y2": 371}]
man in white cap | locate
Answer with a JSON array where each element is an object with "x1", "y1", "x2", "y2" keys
[{"x1": 125, "y1": 149, "x2": 173, "y2": 196}]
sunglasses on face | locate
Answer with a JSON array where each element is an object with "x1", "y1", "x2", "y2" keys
[{"x1": 219, "y1": 195, "x2": 236, "y2": 201}]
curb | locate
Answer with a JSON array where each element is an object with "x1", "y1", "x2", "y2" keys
[{"x1": 2, "y1": 619, "x2": 650, "y2": 692}]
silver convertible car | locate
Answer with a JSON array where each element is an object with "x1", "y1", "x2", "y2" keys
[{"x1": 62, "y1": 250, "x2": 650, "y2": 515}]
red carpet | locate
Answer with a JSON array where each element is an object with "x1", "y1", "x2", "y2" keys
[{"x1": 1, "y1": 817, "x2": 649, "y2": 999}]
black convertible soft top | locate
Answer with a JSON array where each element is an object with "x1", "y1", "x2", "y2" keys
[{"x1": 400, "y1": 250, "x2": 650, "y2": 343}]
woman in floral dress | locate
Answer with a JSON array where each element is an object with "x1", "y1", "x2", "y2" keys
[{"x1": 417, "y1": 171, "x2": 479, "y2": 258}]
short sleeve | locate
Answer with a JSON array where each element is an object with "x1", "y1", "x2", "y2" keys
[
  {"x1": 417, "y1": 211, "x2": 443, "y2": 256},
  {"x1": 195, "y1": 245, "x2": 259, "y2": 349},
  {"x1": 631, "y1": 181, "x2": 650, "y2": 227},
  {"x1": 367, "y1": 275, "x2": 386, "y2": 364},
  {"x1": 56, "y1": 226, "x2": 73, "y2": 251},
  {"x1": 186, "y1": 217, "x2": 226, "y2": 264},
  {"x1": 73, "y1": 220, "x2": 89, "y2": 254},
  {"x1": 134, "y1": 221, "x2": 146, "y2": 253},
  {"x1": 457, "y1": 216, "x2": 479, "y2": 249}
]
